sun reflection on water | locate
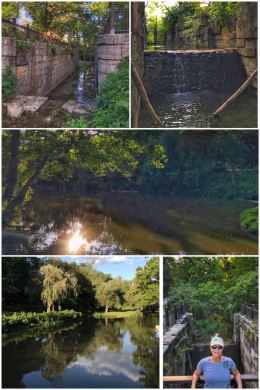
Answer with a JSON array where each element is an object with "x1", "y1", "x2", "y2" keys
[{"x1": 68, "y1": 222, "x2": 89, "y2": 253}]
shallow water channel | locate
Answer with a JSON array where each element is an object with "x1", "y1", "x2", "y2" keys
[
  {"x1": 2, "y1": 63, "x2": 96, "y2": 128},
  {"x1": 140, "y1": 90, "x2": 257, "y2": 128},
  {"x1": 2, "y1": 193, "x2": 257, "y2": 255},
  {"x1": 2, "y1": 315, "x2": 159, "y2": 388}
]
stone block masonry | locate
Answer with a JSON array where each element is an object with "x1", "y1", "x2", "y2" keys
[
  {"x1": 234, "y1": 312, "x2": 258, "y2": 388},
  {"x1": 2, "y1": 37, "x2": 78, "y2": 96},
  {"x1": 166, "y1": 3, "x2": 257, "y2": 88},
  {"x1": 144, "y1": 49, "x2": 246, "y2": 96},
  {"x1": 96, "y1": 33, "x2": 129, "y2": 86}
]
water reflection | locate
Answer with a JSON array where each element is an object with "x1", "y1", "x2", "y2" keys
[
  {"x1": 2, "y1": 193, "x2": 257, "y2": 255},
  {"x1": 140, "y1": 90, "x2": 257, "y2": 128},
  {"x1": 2, "y1": 315, "x2": 159, "y2": 388}
]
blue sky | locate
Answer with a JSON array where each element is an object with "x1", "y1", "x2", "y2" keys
[{"x1": 62, "y1": 256, "x2": 154, "y2": 280}]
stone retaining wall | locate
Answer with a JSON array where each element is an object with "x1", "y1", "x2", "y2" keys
[
  {"x1": 163, "y1": 313, "x2": 193, "y2": 375},
  {"x1": 96, "y1": 33, "x2": 129, "y2": 86},
  {"x1": 144, "y1": 49, "x2": 246, "y2": 96},
  {"x1": 234, "y1": 312, "x2": 258, "y2": 388},
  {"x1": 166, "y1": 3, "x2": 257, "y2": 87},
  {"x1": 2, "y1": 37, "x2": 78, "y2": 96}
]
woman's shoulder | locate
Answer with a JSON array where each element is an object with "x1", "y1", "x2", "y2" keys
[
  {"x1": 222, "y1": 356, "x2": 235, "y2": 362},
  {"x1": 198, "y1": 356, "x2": 211, "y2": 365}
]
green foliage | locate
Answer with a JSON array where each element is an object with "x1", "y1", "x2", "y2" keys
[
  {"x1": 66, "y1": 116, "x2": 88, "y2": 128},
  {"x1": 166, "y1": 256, "x2": 258, "y2": 341},
  {"x1": 93, "y1": 311, "x2": 139, "y2": 319},
  {"x1": 164, "y1": 2, "x2": 241, "y2": 37},
  {"x1": 50, "y1": 43, "x2": 59, "y2": 56},
  {"x1": 127, "y1": 257, "x2": 159, "y2": 311},
  {"x1": 2, "y1": 257, "x2": 159, "y2": 320},
  {"x1": 91, "y1": 58, "x2": 129, "y2": 128},
  {"x1": 2, "y1": 2, "x2": 20, "y2": 18},
  {"x1": 240, "y1": 207, "x2": 258, "y2": 233},
  {"x1": 2, "y1": 67, "x2": 18, "y2": 101},
  {"x1": 16, "y1": 40, "x2": 30, "y2": 53},
  {"x1": 41, "y1": 263, "x2": 78, "y2": 312},
  {"x1": 2, "y1": 309, "x2": 82, "y2": 333}
]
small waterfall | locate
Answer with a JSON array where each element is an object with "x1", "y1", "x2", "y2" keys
[{"x1": 174, "y1": 54, "x2": 186, "y2": 93}]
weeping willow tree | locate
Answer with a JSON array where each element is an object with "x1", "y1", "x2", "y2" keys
[{"x1": 40, "y1": 264, "x2": 78, "y2": 312}]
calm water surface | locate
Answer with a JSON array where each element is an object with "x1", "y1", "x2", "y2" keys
[
  {"x1": 140, "y1": 90, "x2": 257, "y2": 128},
  {"x1": 2, "y1": 315, "x2": 159, "y2": 388},
  {"x1": 2, "y1": 193, "x2": 257, "y2": 255}
]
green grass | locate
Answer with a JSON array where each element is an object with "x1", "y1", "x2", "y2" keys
[{"x1": 93, "y1": 311, "x2": 139, "y2": 319}]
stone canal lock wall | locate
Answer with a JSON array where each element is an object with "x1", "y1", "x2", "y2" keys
[
  {"x1": 96, "y1": 33, "x2": 129, "y2": 86},
  {"x1": 165, "y1": 2, "x2": 257, "y2": 88},
  {"x1": 163, "y1": 311, "x2": 193, "y2": 376},
  {"x1": 234, "y1": 312, "x2": 258, "y2": 388},
  {"x1": 143, "y1": 49, "x2": 246, "y2": 96},
  {"x1": 2, "y1": 37, "x2": 78, "y2": 96}
]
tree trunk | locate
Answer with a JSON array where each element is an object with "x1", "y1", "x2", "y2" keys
[
  {"x1": 3, "y1": 130, "x2": 21, "y2": 202},
  {"x1": 105, "y1": 305, "x2": 109, "y2": 313},
  {"x1": 7, "y1": 155, "x2": 48, "y2": 211}
]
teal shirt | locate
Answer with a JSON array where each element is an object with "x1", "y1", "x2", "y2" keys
[{"x1": 197, "y1": 356, "x2": 236, "y2": 388}]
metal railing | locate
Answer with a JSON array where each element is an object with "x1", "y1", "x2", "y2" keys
[
  {"x1": 164, "y1": 303, "x2": 186, "y2": 330},
  {"x1": 240, "y1": 304, "x2": 258, "y2": 322},
  {"x1": 163, "y1": 374, "x2": 258, "y2": 387},
  {"x1": 2, "y1": 18, "x2": 72, "y2": 48}
]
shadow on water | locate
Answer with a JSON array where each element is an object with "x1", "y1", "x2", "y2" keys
[
  {"x1": 2, "y1": 63, "x2": 96, "y2": 128},
  {"x1": 2, "y1": 315, "x2": 159, "y2": 388},
  {"x1": 2, "y1": 193, "x2": 258, "y2": 255},
  {"x1": 140, "y1": 90, "x2": 257, "y2": 128}
]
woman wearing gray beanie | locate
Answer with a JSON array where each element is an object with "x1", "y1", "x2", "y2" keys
[{"x1": 191, "y1": 334, "x2": 242, "y2": 388}]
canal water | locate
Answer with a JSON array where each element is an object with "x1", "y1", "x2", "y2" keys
[
  {"x1": 2, "y1": 193, "x2": 257, "y2": 255},
  {"x1": 139, "y1": 89, "x2": 257, "y2": 128},
  {"x1": 2, "y1": 63, "x2": 96, "y2": 128},
  {"x1": 2, "y1": 315, "x2": 159, "y2": 388}
]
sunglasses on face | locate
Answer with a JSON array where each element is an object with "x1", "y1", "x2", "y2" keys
[{"x1": 211, "y1": 345, "x2": 223, "y2": 350}]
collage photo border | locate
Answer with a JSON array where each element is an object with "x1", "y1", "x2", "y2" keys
[{"x1": 1, "y1": 0, "x2": 259, "y2": 389}]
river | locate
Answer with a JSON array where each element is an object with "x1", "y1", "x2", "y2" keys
[
  {"x1": 2, "y1": 193, "x2": 257, "y2": 255},
  {"x1": 2, "y1": 315, "x2": 159, "y2": 388}
]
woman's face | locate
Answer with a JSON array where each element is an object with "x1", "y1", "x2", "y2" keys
[{"x1": 210, "y1": 344, "x2": 223, "y2": 358}]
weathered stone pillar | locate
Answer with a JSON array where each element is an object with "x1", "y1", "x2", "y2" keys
[{"x1": 96, "y1": 33, "x2": 129, "y2": 86}]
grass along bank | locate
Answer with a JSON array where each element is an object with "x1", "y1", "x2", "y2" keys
[{"x1": 93, "y1": 310, "x2": 140, "y2": 319}]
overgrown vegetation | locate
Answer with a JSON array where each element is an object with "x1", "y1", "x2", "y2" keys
[
  {"x1": 146, "y1": 2, "x2": 241, "y2": 46},
  {"x1": 2, "y1": 310, "x2": 82, "y2": 333},
  {"x1": 164, "y1": 257, "x2": 258, "y2": 341},
  {"x1": 2, "y1": 257, "x2": 159, "y2": 330},
  {"x1": 2, "y1": 67, "x2": 18, "y2": 101},
  {"x1": 164, "y1": 2, "x2": 240, "y2": 37},
  {"x1": 240, "y1": 207, "x2": 258, "y2": 233},
  {"x1": 91, "y1": 58, "x2": 129, "y2": 128}
]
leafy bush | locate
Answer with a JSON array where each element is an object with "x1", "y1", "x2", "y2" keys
[
  {"x1": 91, "y1": 57, "x2": 129, "y2": 128},
  {"x1": 2, "y1": 310, "x2": 82, "y2": 332},
  {"x1": 240, "y1": 207, "x2": 258, "y2": 233},
  {"x1": 2, "y1": 67, "x2": 18, "y2": 100},
  {"x1": 66, "y1": 116, "x2": 88, "y2": 128}
]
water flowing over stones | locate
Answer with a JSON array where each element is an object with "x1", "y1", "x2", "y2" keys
[{"x1": 143, "y1": 49, "x2": 246, "y2": 96}]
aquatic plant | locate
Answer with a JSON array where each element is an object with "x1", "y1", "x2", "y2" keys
[
  {"x1": 2, "y1": 67, "x2": 18, "y2": 100},
  {"x1": 2, "y1": 309, "x2": 82, "y2": 333},
  {"x1": 240, "y1": 207, "x2": 258, "y2": 233}
]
